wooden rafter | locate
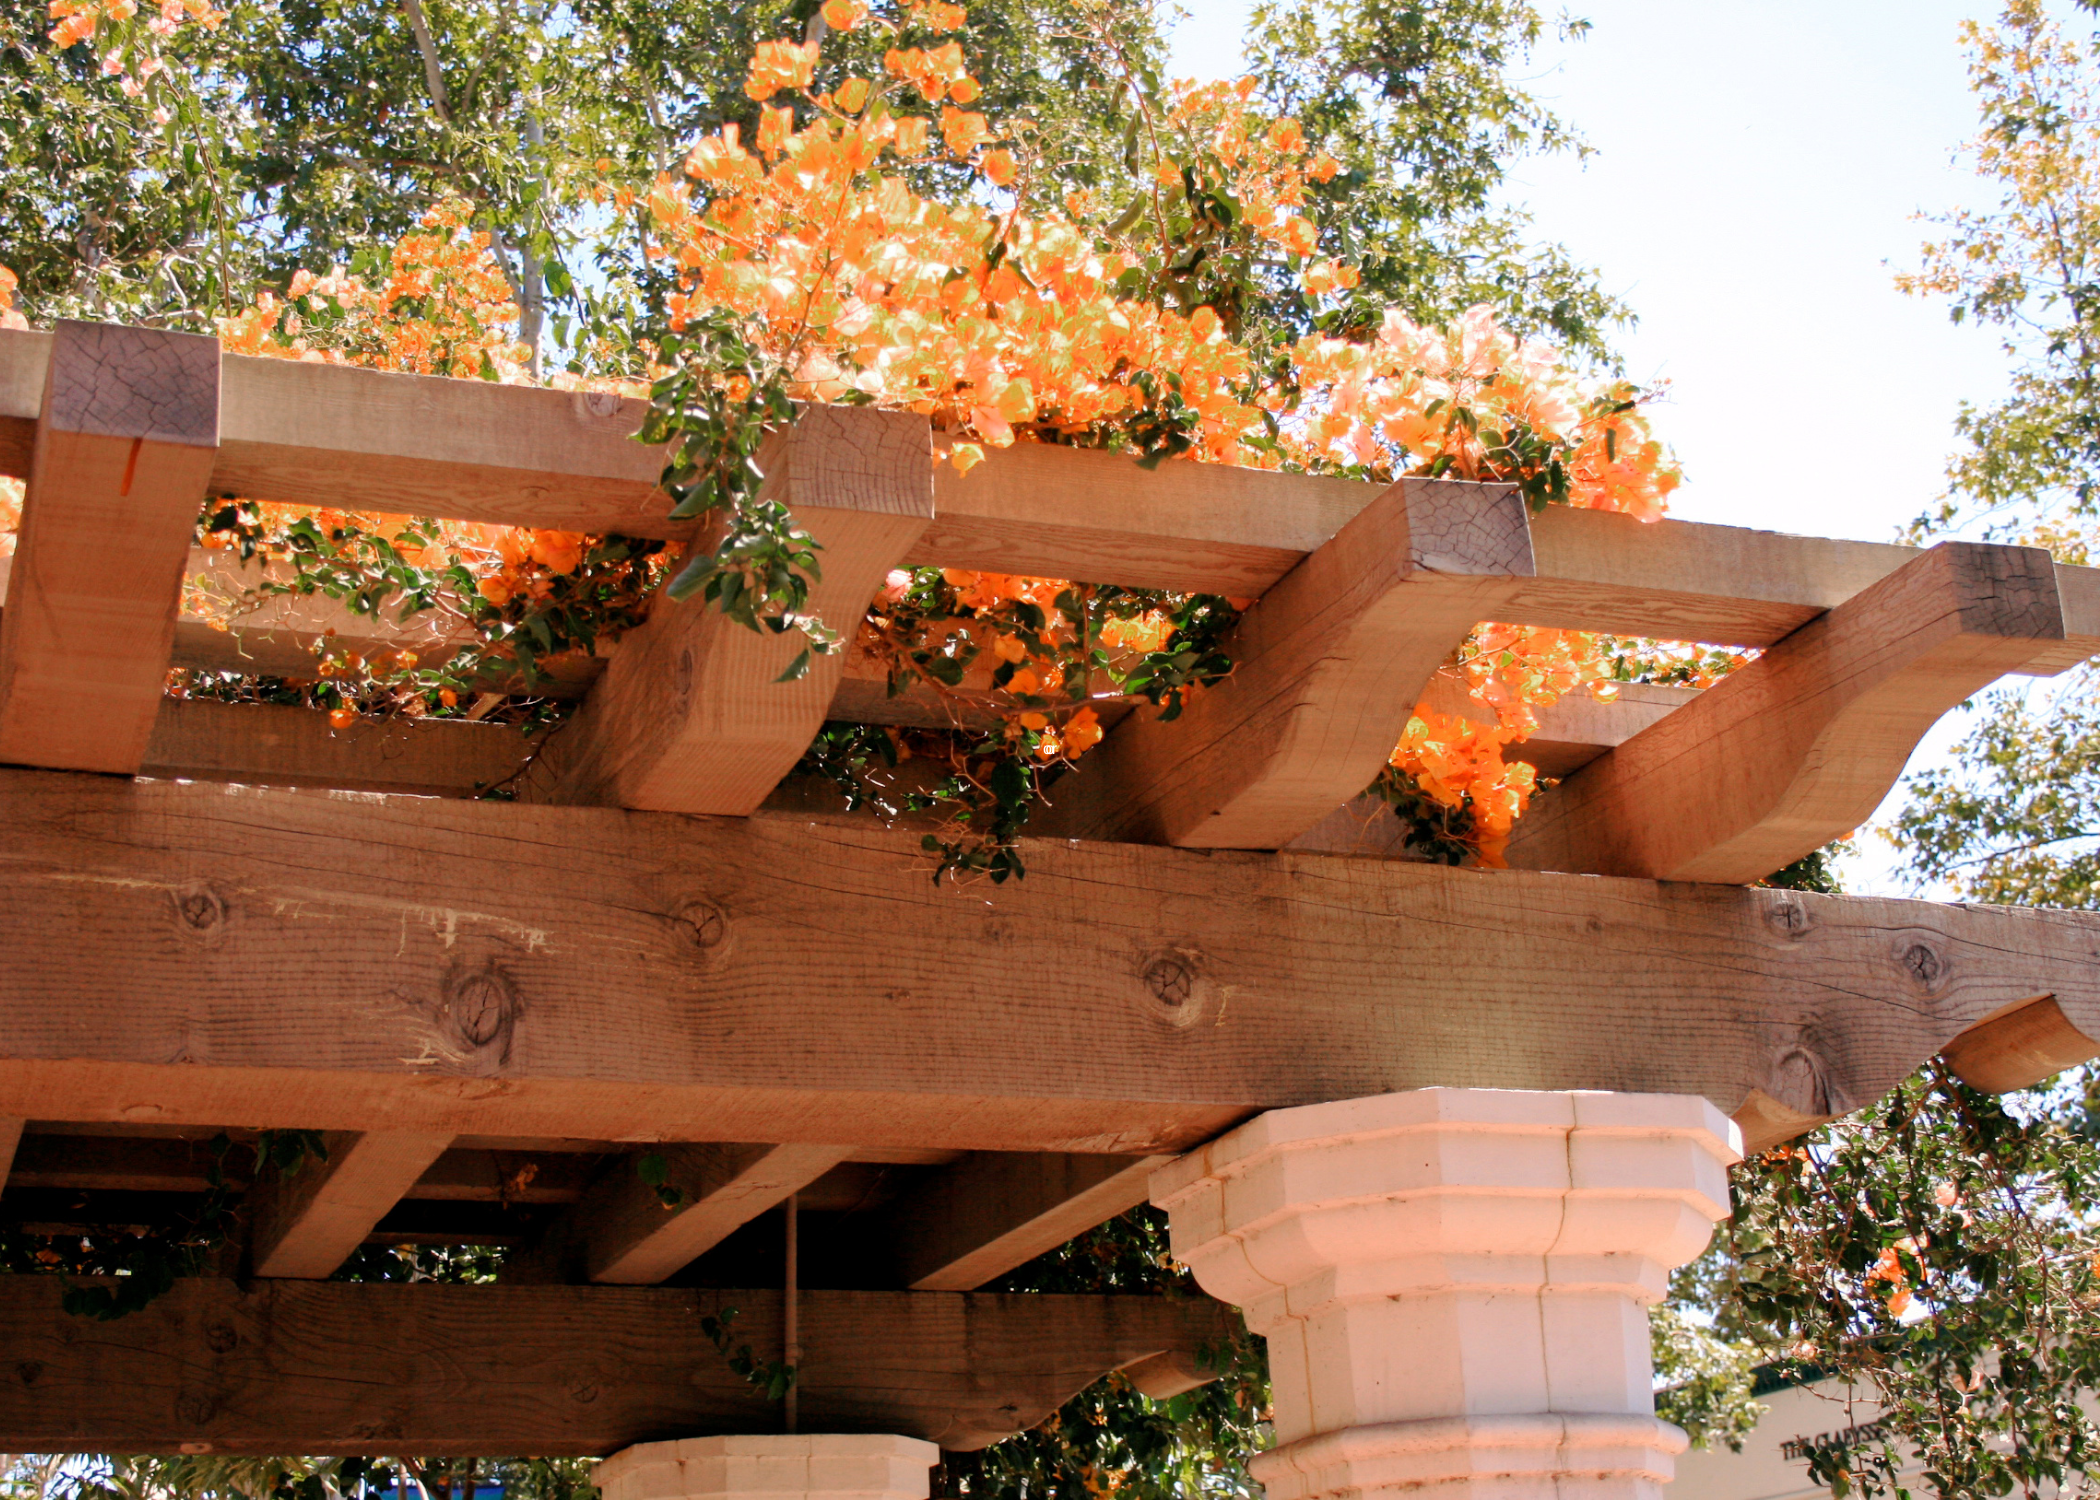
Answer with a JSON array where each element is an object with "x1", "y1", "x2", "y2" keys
[
  {"x1": 519, "y1": 405, "x2": 935, "y2": 814},
  {"x1": 248, "y1": 1130, "x2": 456, "y2": 1278},
  {"x1": 0, "y1": 1278, "x2": 1239, "y2": 1454},
  {"x1": 3, "y1": 768, "x2": 2098, "y2": 1154},
  {"x1": 876, "y1": 1152, "x2": 1171, "y2": 1291},
  {"x1": 1038, "y1": 478, "x2": 1535, "y2": 848},
  {"x1": 1506, "y1": 541, "x2": 2072, "y2": 883},
  {"x1": 0, "y1": 321, "x2": 217, "y2": 773},
  {"x1": 520, "y1": 1143, "x2": 855, "y2": 1285}
]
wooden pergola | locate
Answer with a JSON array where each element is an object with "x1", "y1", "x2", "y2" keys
[{"x1": 3, "y1": 319, "x2": 2099, "y2": 1497}]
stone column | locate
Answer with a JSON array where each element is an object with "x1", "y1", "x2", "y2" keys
[
  {"x1": 595, "y1": 1436, "x2": 940, "y2": 1500},
  {"x1": 1150, "y1": 1088, "x2": 1740, "y2": 1500}
]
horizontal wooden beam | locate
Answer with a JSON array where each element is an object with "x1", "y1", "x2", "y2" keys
[
  {"x1": 0, "y1": 1277, "x2": 1237, "y2": 1454},
  {"x1": 879, "y1": 1153, "x2": 1170, "y2": 1291},
  {"x1": 1506, "y1": 542, "x2": 2068, "y2": 883},
  {"x1": 120, "y1": 675, "x2": 1687, "y2": 804},
  {"x1": 4, "y1": 327, "x2": 2095, "y2": 665},
  {"x1": 4, "y1": 770, "x2": 2100, "y2": 1154},
  {"x1": 1039, "y1": 478, "x2": 1535, "y2": 848},
  {"x1": 249, "y1": 1130, "x2": 455, "y2": 1278},
  {"x1": 0, "y1": 322, "x2": 218, "y2": 773}
]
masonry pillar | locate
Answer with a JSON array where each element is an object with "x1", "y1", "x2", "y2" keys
[
  {"x1": 595, "y1": 1436, "x2": 940, "y2": 1500},
  {"x1": 1150, "y1": 1089, "x2": 1740, "y2": 1500}
]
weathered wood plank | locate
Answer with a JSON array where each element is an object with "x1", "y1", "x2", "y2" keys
[
  {"x1": 1506, "y1": 542, "x2": 2068, "y2": 884},
  {"x1": 1038, "y1": 478, "x2": 1535, "y2": 848},
  {"x1": 0, "y1": 322, "x2": 218, "y2": 772},
  {"x1": 0, "y1": 1277, "x2": 1239, "y2": 1454},
  {"x1": 563, "y1": 1143, "x2": 853, "y2": 1284},
  {"x1": 522, "y1": 406, "x2": 934, "y2": 812},
  {"x1": 881, "y1": 1153, "x2": 1171, "y2": 1291},
  {"x1": 249, "y1": 1131, "x2": 454, "y2": 1278},
  {"x1": 3, "y1": 771, "x2": 2100, "y2": 1153}
]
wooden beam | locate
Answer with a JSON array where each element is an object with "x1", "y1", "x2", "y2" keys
[
  {"x1": 1941, "y1": 996, "x2": 2100, "y2": 1093},
  {"x1": 125, "y1": 660, "x2": 1685, "y2": 804},
  {"x1": 143, "y1": 697, "x2": 538, "y2": 797},
  {"x1": 879, "y1": 1153, "x2": 1171, "y2": 1291},
  {"x1": 0, "y1": 1117, "x2": 20, "y2": 1195},
  {"x1": 522, "y1": 405, "x2": 934, "y2": 812},
  {"x1": 0, "y1": 321, "x2": 218, "y2": 772},
  {"x1": 4, "y1": 328, "x2": 2099, "y2": 666},
  {"x1": 551, "y1": 1143, "x2": 854, "y2": 1284},
  {"x1": 1038, "y1": 478, "x2": 1535, "y2": 847},
  {"x1": 1506, "y1": 542, "x2": 2069, "y2": 884},
  {"x1": 0, "y1": 336, "x2": 2091, "y2": 663},
  {"x1": 6, "y1": 771, "x2": 2100, "y2": 1154},
  {"x1": 249, "y1": 1130, "x2": 454, "y2": 1278},
  {"x1": 0, "y1": 1277, "x2": 1238, "y2": 1454}
]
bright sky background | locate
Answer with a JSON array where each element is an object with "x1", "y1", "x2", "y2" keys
[{"x1": 1167, "y1": 0, "x2": 2045, "y2": 895}]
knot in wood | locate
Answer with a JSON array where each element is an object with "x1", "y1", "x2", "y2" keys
[
  {"x1": 204, "y1": 1322, "x2": 238, "y2": 1354},
  {"x1": 1135, "y1": 948, "x2": 1217, "y2": 1029},
  {"x1": 450, "y1": 973, "x2": 511, "y2": 1047},
  {"x1": 15, "y1": 1361, "x2": 43, "y2": 1386},
  {"x1": 580, "y1": 391, "x2": 623, "y2": 419},
  {"x1": 1764, "y1": 897, "x2": 1812, "y2": 939},
  {"x1": 568, "y1": 1381, "x2": 600, "y2": 1405},
  {"x1": 1145, "y1": 959, "x2": 1194, "y2": 1007},
  {"x1": 1900, "y1": 939, "x2": 1950, "y2": 993},
  {"x1": 424, "y1": 962, "x2": 524, "y2": 1074},
  {"x1": 169, "y1": 883, "x2": 229, "y2": 945},
  {"x1": 175, "y1": 1394, "x2": 217, "y2": 1426},
  {"x1": 675, "y1": 899, "x2": 730, "y2": 952}
]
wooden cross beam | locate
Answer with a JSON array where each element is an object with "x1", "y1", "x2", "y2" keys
[
  {"x1": 0, "y1": 1278, "x2": 1239, "y2": 1455},
  {"x1": 3, "y1": 768, "x2": 2096, "y2": 1155}
]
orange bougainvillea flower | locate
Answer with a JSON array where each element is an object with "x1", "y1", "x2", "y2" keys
[
  {"x1": 821, "y1": 0, "x2": 869, "y2": 29},
  {"x1": 745, "y1": 39, "x2": 819, "y2": 101}
]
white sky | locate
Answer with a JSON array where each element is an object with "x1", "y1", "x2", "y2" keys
[{"x1": 1168, "y1": 0, "x2": 2044, "y2": 895}]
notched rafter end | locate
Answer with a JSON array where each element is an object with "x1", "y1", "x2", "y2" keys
[{"x1": 1941, "y1": 995, "x2": 2099, "y2": 1095}]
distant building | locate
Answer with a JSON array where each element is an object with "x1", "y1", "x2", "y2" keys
[{"x1": 1674, "y1": 1379, "x2": 1913, "y2": 1500}]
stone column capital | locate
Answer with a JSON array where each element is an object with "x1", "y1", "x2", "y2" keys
[{"x1": 1149, "y1": 1088, "x2": 1743, "y2": 1499}]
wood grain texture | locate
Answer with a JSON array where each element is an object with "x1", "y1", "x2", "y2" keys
[
  {"x1": 524, "y1": 406, "x2": 934, "y2": 812},
  {"x1": 1941, "y1": 997, "x2": 2100, "y2": 1094},
  {"x1": 5, "y1": 772, "x2": 2100, "y2": 1152},
  {"x1": 570, "y1": 1143, "x2": 853, "y2": 1284},
  {"x1": 249, "y1": 1130, "x2": 454, "y2": 1278},
  {"x1": 6, "y1": 330, "x2": 2094, "y2": 661},
  {"x1": 1037, "y1": 479, "x2": 1535, "y2": 848},
  {"x1": 1506, "y1": 542, "x2": 2069, "y2": 884},
  {"x1": 0, "y1": 321, "x2": 218, "y2": 773},
  {"x1": 880, "y1": 1153, "x2": 1171, "y2": 1291},
  {"x1": 0, "y1": 1277, "x2": 1239, "y2": 1454}
]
